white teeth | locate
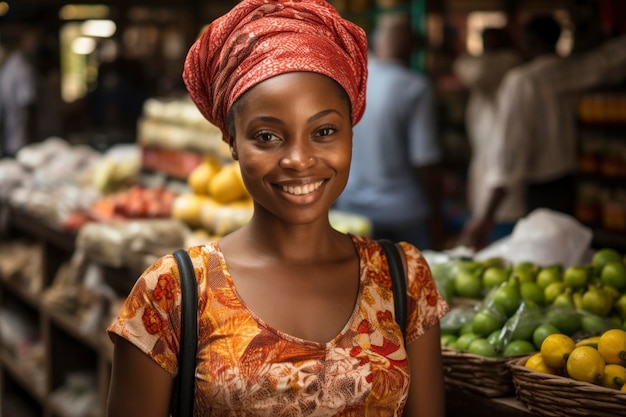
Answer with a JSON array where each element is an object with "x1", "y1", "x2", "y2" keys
[{"x1": 282, "y1": 181, "x2": 323, "y2": 195}]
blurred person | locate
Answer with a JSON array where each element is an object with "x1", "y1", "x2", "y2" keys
[
  {"x1": 0, "y1": 20, "x2": 61, "y2": 157},
  {"x1": 461, "y1": 15, "x2": 626, "y2": 250},
  {"x1": 335, "y1": 13, "x2": 444, "y2": 250},
  {"x1": 106, "y1": 1, "x2": 449, "y2": 416},
  {"x1": 453, "y1": 27, "x2": 523, "y2": 243}
]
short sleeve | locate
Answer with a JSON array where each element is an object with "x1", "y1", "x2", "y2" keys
[
  {"x1": 400, "y1": 242, "x2": 449, "y2": 345},
  {"x1": 107, "y1": 253, "x2": 184, "y2": 375}
]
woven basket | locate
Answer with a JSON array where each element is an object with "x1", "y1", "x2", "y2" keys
[
  {"x1": 510, "y1": 356, "x2": 626, "y2": 417},
  {"x1": 441, "y1": 348, "x2": 523, "y2": 397}
]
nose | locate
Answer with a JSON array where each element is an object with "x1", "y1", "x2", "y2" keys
[{"x1": 279, "y1": 140, "x2": 316, "y2": 170}]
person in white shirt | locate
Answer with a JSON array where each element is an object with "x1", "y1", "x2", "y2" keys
[
  {"x1": 454, "y1": 27, "x2": 523, "y2": 243},
  {"x1": 0, "y1": 21, "x2": 60, "y2": 158},
  {"x1": 461, "y1": 15, "x2": 626, "y2": 250}
]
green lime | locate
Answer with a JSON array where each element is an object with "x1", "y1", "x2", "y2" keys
[
  {"x1": 532, "y1": 323, "x2": 561, "y2": 350},
  {"x1": 601, "y1": 261, "x2": 626, "y2": 291},
  {"x1": 482, "y1": 266, "x2": 510, "y2": 290},
  {"x1": 454, "y1": 269, "x2": 483, "y2": 298},
  {"x1": 460, "y1": 321, "x2": 475, "y2": 335},
  {"x1": 467, "y1": 338, "x2": 499, "y2": 357},
  {"x1": 592, "y1": 248, "x2": 622, "y2": 272},
  {"x1": 563, "y1": 265, "x2": 591, "y2": 290},
  {"x1": 536, "y1": 266, "x2": 562, "y2": 289},
  {"x1": 472, "y1": 310, "x2": 505, "y2": 337},
  {"x1": 503, "y1": 340, "x2": 537, "y2": 357},
  {"x1": 520, "y1": 281, "x2": 545, "y2": 305},
  {"x1": 544, "y1": 281, "x2": 566, "y2": 304},
  {"x1": 546, "y1": 306, "x2": 582, "y2": 335},
  {"x1": 455, "y1": 333, "x2": 480, "y2": 351},
  {"x1": 441, "y1": 334, "x2": 458, "y2": 348}
]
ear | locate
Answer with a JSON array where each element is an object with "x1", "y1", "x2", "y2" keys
[{"x1": 229, "y1": 140, "x2": 238, "y2": 160}]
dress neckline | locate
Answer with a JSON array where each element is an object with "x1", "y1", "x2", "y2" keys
[{"x1": 208, "y1": 235, "x2": 364, "y2": 348}]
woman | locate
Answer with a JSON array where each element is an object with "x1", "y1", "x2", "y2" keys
[{"x1": 106, "y1": 1, "x2": 449, "y2": 416}]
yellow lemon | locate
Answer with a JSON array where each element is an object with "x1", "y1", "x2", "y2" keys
[
  {"x1": 598, "y1": 328, "x2": 626, "y2": 365},
  {"x1": 566, "y1": 346, "x2": 605, "y2": 384},
  {"x1": 188, "y1": 156, "x2": 221, "y2": 195},
  {"x1": 525, "y1": 352, "x2": 558, "y2": 375},
  {"x1": 541, "y1": 333, "x2": 575, "y2": 369},
  {"x1": 601, "y1": 364, "x2": 626, "y2": 390}
]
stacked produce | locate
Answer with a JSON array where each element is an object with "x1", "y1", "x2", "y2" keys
[
  {"x1": 171, "y1": 156, "x2": 253, "y2": 237},
  {"x1": 525, "y1": 328, "x2": 626, "y2": 391},
  {"x1": 437, "y1": 248, "x2": 626, "y2": 359}
]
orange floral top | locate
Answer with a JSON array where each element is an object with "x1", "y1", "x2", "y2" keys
[{"x1": 107, "y1": 234, "x2": 449, "y2": 416}]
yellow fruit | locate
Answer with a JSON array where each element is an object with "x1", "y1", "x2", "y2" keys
[
  {"x1": 598, "y1": 329, "x2": 626, "y2": 365},
  {"x1": 541, "y1": 333, "x2": 576, "y2": 369},
  {"x1": 566, "y1": 346, "x2": 605, "y2": 384},
  {"x1": 188, "y1": 157, "x2": 221, "y2": 195},
  {"x1": 601, "y1": 364, "x2": 626, "y2": 390},
  {"x1": 525, "y1": 352, "x2": 558, "y2": 375},
  {"x1": 171, "y1": 194, "x2": 217, "y2": 227},
  {"x1": 575, "y1": 336, "x2": 601, "y2": 349},
  {"x1": 208, "y1": 161, "x2": 249, "y2": 204}
]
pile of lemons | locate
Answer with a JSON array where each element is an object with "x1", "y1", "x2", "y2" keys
[{"x1": 525, "y1": 328, "x2": 626, "y2": 391}]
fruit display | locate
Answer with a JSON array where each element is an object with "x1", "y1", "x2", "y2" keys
[
  {"x1": 525, "y1": 329, "x2": 626, "y2": 390},
  {"x1": 438, "y1": 247, "x2": 626, "y2": 360},
  {"x1": 171, "y1": 156, "x2": 252, "y2": 236}
]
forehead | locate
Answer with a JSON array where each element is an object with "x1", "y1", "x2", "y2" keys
[{"x1": 238, "y1": 72, "x2": 348, "y2": 107}]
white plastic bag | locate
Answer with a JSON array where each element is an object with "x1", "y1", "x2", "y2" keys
[{"x1": 475, "y1": 209, "x2": 593, "y2": 267}]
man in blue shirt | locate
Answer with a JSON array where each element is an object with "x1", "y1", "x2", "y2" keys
[{"x1": 335, "y1": 13, "x2": 443, "y2": 250}]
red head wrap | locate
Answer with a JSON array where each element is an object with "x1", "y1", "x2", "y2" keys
[{"x1": 183, "y1": 0, "x2": 368, "y2": 142}]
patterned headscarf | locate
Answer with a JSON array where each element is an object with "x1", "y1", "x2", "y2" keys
[{"x1": 183, "y1": 0, "x2": 368, "y2": 142}]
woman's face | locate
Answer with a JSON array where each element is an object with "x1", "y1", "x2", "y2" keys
[{"x1": 231, "y1": 72, "x2": 353, "y2": 225}]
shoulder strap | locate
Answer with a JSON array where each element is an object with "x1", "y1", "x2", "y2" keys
[
  {"x1": 378, "y1": 239, "x2": 407, "y2": 335},
  {"x1": 173, "y1": 248, "x2": 198, "y2": 417}
]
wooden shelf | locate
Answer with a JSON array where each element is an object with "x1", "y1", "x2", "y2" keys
[{"x1": 0, "y1": 351, "x2": 46, "y2": 403}]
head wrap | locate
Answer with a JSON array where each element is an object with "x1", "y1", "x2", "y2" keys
[{"x1": 183, "y1": 0, "x2": 368, "y2": 142}]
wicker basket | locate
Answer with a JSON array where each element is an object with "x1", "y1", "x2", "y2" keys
[
  {"x1": 441, "y1": 348, "x2": 523, "y2": 397},
  {"x1": 510, "y1": 356, "x2": 626, "y2": 417}
]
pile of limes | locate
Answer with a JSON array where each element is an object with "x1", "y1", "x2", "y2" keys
[{"x1": 525, "y1": 328, "x2": 626, "y2": 391}]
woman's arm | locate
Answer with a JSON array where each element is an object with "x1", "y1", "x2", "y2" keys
[
  {"x1": 107, "y1": 336, "x2": 174, "y2": 417},
  {"x1": 403, "y1": 324, "x2": 446, "y2": 417}
]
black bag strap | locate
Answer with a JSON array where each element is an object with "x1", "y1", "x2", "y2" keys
[
  {"x1": 173, "y1": 249, "x2": 198, "y2": 417},
  {"x1": 378, "y1": 239, "x2": 407, "y2": 335}
]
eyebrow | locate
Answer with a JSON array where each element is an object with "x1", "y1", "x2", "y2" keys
[{"x1": 250, "y1": 109, "x2": 345, "y2": 125}]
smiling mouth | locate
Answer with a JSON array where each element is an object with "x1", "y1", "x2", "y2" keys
[{"x1": 281, "y1": 181, "x2": 324, "y2": 195}]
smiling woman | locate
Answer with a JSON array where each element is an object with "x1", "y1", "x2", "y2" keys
[{"x1": 105, "y1": 1, "x2": 449, "y2": 417}]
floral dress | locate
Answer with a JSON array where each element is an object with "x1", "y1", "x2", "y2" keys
[{"x1": 107, "y1": 234, "x2": 449, "y2": 416}]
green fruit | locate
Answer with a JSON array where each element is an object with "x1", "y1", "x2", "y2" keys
[
  {"x1": 514, "y1": 261, "x2": 539, "y2": 284},
  {"x1": 503, "y1": 340, "x2": 537, "y2": 357},
  {"x1": 615, "y1": 294, "x2": 626, "y2": 320},
  {"x1": 460, "y1": 321, "x2": 475, "y2": 335},
  {"x1": 581, "y1": 286, "x2": 613, "y2": 317},
  {"x1": 546, "y1": 306, "x2": 582, "y2": 335},
  {"x1": 553, "y1": 288, "x2": 575, "y2": 308},
  {"x1": 456, "y1": 333, "x2": 480, "y2": 351},
  {"x1": 592, "y1": 248, "x2": 622, "y2": 272},
  {"x1": 454, "y1": 269, "x2": 483, "y2": 298},
  {"x1": 563, "y1": 265, "x2": 591, "y2": 290},
  {"x1": 482, "y1": 266, "x2": 510, "y2": 290},
  {"x1": 601, "y1": 261, "x2": 626, "y2": 291},
  {"x1": 492, "y1": 278, "x2": 522, "y2": 316},
  {"x1": 544, "y1": 281, "x2": 566, "y2": 304},
  {"x1": 472, "y1": 310, "x2": 505, "y2": 337},
  {"x1": 532, "y1": 323, "x2": 561, "y2": 350},
  {"x1": 441, "y1": 334, "x2": 458, "y2": 348},
  {"x1": 467, "y1": 338, "x2": 499, "y2": 357},
  {"x1": 581, "y1": 314, "x2": 614, "y2": 334},
  {"x1": 536, "y1": 265, "x2": 563, "y2": 289},
  {"x1": 520, "y1": 281, "x2": 545, "y2": 305}
]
